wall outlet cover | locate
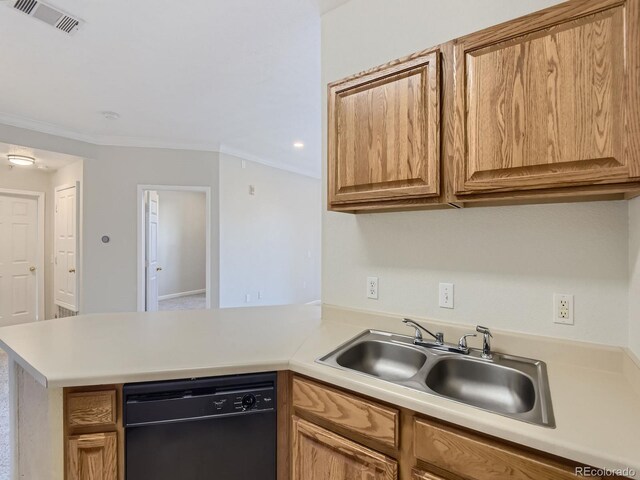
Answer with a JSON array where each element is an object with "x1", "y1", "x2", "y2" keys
[
  {"x1": 553, "y1": 293, "x2": 574, "y2": 325},
  {"x1": 367, "y1": 276, "x2": 378, "y2": 300},
  {"x1": 439, "y1": 283, "x2": 454, "y2": 309}
]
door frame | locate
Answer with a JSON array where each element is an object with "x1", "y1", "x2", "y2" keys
[
  {"x1": 0, "y1": 188, "x2": 45, "y2": 321},
  {"x1": 136, "y1": 185, "x2": 212, "y2": 312}
]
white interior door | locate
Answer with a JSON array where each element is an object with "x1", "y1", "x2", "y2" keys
[
  {"x1": 0, "y1": 195, "x2": 38, "y2": 326},
  {"x1": 54, "y1": 185, "x2": 78, "y2": 312},
  {"x1": 145, "y1": 191, "x2": 160, "y2": 311}
]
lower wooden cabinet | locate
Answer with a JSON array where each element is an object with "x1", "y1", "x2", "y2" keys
[
  {"x1": 412, "y1": 469, "x2": 446, "y2": 480},
  {"x1": 288, "y1": 375, "x2": 607, "y2": 480},
  {"x1": 67, "y1": 433, "x2": 118, "y2": 480},
  {"x1": 64, "y1": 386, "x2": 123, "y2": 480},
  {"x1": 291, "y1": 416, "x2": 398, "y2": 480},
  {"x1": 413, "y1": 418, "x2": 586, "y2": 480}
]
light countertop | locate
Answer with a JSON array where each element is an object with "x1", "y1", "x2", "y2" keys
[
  {"x1": 0, "y1": 304, "x2": 638, "y2": 476},
  {"x1": 0, "y1": 305, "x2": 321, "y2": 387}
]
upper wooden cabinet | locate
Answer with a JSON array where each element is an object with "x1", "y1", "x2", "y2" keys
[
  {"x1": 328, "y1": 50, "x2": 441, "y2": 209},
  {"x1": 453, "y1": 0, "x2": 640, "y2": 195},
  {"x1": 326, "y1": 0, "x2": 640, "y2": 212}
]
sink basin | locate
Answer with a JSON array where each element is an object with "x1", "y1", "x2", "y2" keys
[
  {"x1": 424, "y1": 357, "x2": 535, "y2": 414},
  {"x1": 335, "y1": 340, "x2": 427, "y2": 381},
  {"x1": 317, "y1": 330, "x2": 555, "y2": 428}
]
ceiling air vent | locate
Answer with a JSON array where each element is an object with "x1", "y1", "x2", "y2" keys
[
  {"x1": 11, "y1": 0, "x2": 83, "y2": 35},
  {"x1": 14, "y1": 0, "x2": 36, "y2": 14}
]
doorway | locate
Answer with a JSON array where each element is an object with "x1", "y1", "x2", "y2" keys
[
  {"x1": 137, "y1": 186, "x2": 211, "y2": 312},
  {"x1": 0, "y1": 189, "x2": 44, "y2": 326}
]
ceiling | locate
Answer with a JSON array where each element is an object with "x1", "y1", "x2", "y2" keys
[
  {"x1": 0, "y1": 141, "x2": 82, "y2": 171},
  {"x1": 0, "y1": 0, "x2": 350, "y2": 177}
]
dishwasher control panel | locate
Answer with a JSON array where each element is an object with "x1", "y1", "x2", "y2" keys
[
  {"x1": 219, "y1": 387, "x2": 274, "y2": 413},
  {"x1": 123, "y1": 372, "x2": 277, "y2": 427}
]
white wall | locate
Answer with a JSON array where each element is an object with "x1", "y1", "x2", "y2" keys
[
  {"x1": 321, "y1": 0, "x2": 631, "y2": 346},
  {"x1": 157, "y1": 190, "x2": 206, "y2": 297},
  {"x1": 630, "y1": 197, "x2": 640, "y2": 359},
  {"x1": 0, "y1": 125, "x2": 221, "y2": 314},
  {"x1": 82, "y1": 147, "x2": 220, "y2": 313},
  {"x1": 219, "y1": 153, "x2": 321, "y2": 307}
]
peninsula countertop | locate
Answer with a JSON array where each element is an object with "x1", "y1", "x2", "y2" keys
[
  {"x1": 0, "y1": 304, "x2": 639, "y2": 476},
  {"x1": 0, "y1": 305, "x2": 321, "y2": 388}
]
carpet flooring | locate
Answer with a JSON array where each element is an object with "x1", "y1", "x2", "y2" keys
[
  {"x1": 0, "y1": 350, "x2": 9, "y2": 479},
  {"x1": 159, "y1": 293, "x2": 206, "y2": 311}
]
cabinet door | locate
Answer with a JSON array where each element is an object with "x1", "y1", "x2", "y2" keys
[
  {"x1": 291, "y1": 416, "x2": 397, "y2": 480},
  {"x1": 328, "y1": 50, "x2": 441, "y2": 207},
  {"x1": 67, "y1": 433, "x2": 118, "y2": 480},
  {"x1": 412, "y1": 469, "x2": 447, "y2": 480},
  {"x1": 453, "y1": 0, "x2": 640, "y2": 194}
]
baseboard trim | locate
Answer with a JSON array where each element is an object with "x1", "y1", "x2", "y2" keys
[{"x1": 159, "y1": 289, "x2": 206, "y2": 301}]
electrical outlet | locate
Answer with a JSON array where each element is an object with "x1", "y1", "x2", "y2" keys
[
  {"x1": 439, "y1": 283, "x2": 454, "y2": 309},
  {"x1": 367, "y1": 276, "x2": 379, "y2": 300},
  {"x1": 553, "y1": 294, "x2": 574, "y2": 325},
  {"x1": 245, "y1": 293, "x2": 251, "y2": 303}
]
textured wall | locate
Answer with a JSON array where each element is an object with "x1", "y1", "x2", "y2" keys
[
  {"x1": 157, "y1": 190, "x2": 207, "y2": 297},
  {"x1": 81, "y1": 147, "x2": 220, "y2": 313},
  {"x1": 219, "y1": 153, "x2": 321, "y2": 307}
]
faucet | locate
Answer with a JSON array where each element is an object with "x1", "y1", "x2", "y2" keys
[
  {"x1": 403, "y1": 318, "x2": 443, "y2": 345},
  {"x1": 476, "y1": 325, "x2": 493, "y2": 359},
  {"x1": 403, "y1": 319, "x2": 476, "y2": 354},
  {"x1": 457, "y1": 333, "x2": 477, "y2": 353}
]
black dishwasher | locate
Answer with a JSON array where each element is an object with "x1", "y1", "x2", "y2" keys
[{"x1": 123, "y1": 372, "x2": 277, "y2": 480}]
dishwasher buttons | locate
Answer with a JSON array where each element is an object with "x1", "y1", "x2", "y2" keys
[
  {"x1": 241, "y1": 394, "x2": 257, "y2": 410},
  {"x1": 212, "y1": 399, "x2": 227, "y2": 411}
]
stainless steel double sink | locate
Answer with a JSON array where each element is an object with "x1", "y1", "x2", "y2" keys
[{"x1": 317, "y1": 330, "x2": 555, "y2": 428}]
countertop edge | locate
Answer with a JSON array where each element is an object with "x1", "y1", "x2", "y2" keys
[{"x1": 0, "y1": 340, "x2": 48, "y2": 388}]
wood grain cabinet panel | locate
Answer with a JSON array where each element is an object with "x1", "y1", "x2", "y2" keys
[
  {"x1": 413, "y1": 418, "x2": 589, "y2": 480},
  {"x1": 453, "y1": 0, "x2": 640, "y2": 194},
  {"x1": 292, "y1": 376, "x2": 399, "y2": 448},
  {"x1": 412, "y1": 468, "x2": 447, "y2": 480},
  {"x1": 67, "y1": 432, "x2": 118, "y2": 480},
  {"x1": 67, "y1": 390, "x2": 117, "y2": 428},
  {"x1": 292, "y1": 416, "x2": 398, "y2": 480},
  {"x1": 328, "y1": 49, "x2": 441, "y2": 208}
]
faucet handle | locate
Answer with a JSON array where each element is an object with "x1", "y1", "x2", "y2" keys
[
  {"x1": 403, "y1": 318, "x2": 423, "y2": 342},
  {"x1": 476, "y1": 325, "x2": 493, "y2": 337},
  {"x1": 402, "y1": 318, "x2": 444, "y2": 345},
  {"x1": 458, "y1": 333, "x2": 477, "y2": 350}
]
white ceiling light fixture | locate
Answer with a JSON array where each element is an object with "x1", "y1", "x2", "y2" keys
[
  {"x1": 8, "y1": 154, "x2": 35, "y2": 166},
  {"x1": 293, "y1": 142, "x2": 304, "y2": 149}
]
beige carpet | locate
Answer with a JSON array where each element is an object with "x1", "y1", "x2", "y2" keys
[
  {"x1": 159, "y1": 293, "x2": 206, "y2": 311},
  {"x1": 0, "y1": 350, "x2": 9, "y2": 479}
]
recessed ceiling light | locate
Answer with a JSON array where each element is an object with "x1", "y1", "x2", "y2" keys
[
  {"x1": 8, "y1": 155, "x2": 35, "y2": 166},
  {"x1": 102, "y1": 111, "x2": 120, "y2": 120},
  {"x1": 293, "y1": 142, "x2": 304, "y2": 149}
]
